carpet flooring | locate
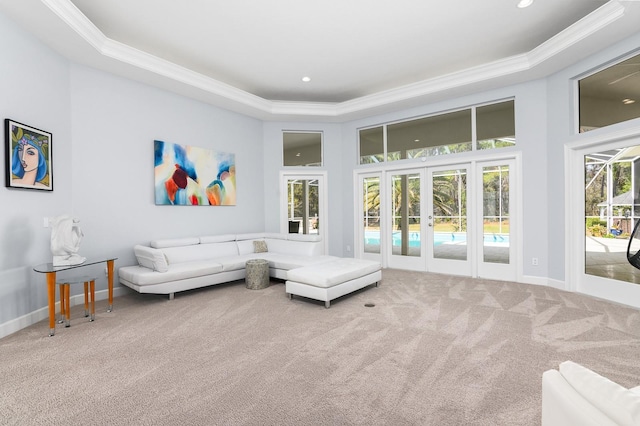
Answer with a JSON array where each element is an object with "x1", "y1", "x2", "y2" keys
[{"x1": 1, "y1": 269, "x2": 640, "y2": 425}]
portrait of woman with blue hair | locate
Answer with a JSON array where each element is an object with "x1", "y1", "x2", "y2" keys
[{"x1": 6, "y1": 120, "x2": 52, "y2": 190}]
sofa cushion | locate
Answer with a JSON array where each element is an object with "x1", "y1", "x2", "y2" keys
[
  {"x1": 119, "y1": 261, "x2": 223, "y2": 286},
  {"x1": 265, "y1": 254, "x2": 337, "y2": 271},
  {"x1": 162, "y1": 241, "x2": 238, "y2": 264},
  {"x1": 200, "y1": 234, "x2": 236, "y2": 244},
  {"x1": 133, "y1": 245, "x2": 169, "y2": 272},
  {"x1": 265, "y1": 238, "x2": 322, "y2": 257},
  {"x1": 237, "y1": 239, "x2": 268, "y2": 255},
  {"x1": 215, "y1": 254, "x2": 269, "y2": 272},
  {"x1": 559, "y1": 361, "x2": 640, "y2": 426},
  {"x1": 236, "y1": 233, "x2": 266, "y2": 241},
  {"x1": 263, "y1": 232, "x2": 287, "y2": 240},
  {"x1": 287, "y1": 258, "x2": 381, "y2": 288},
  {"x1": 150, "y1": 237, "x2": 199, "y2": 249}
]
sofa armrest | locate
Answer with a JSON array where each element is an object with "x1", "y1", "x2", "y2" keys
[
  {"x1": 133, "y1": 245, "x2": 169, "y2": 272},
  {"x1": 542, "y1": 369, "x2": 617, "y2": 426},
  {"x1": 559, "y1": 361, "x2": 640, "y2": 426}
]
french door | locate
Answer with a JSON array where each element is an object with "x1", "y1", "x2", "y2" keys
[
  {"x1": 356, "y1": 158, "x2": 516, "y2": 280},
  {"x1": 427, "y1": 165, "x2": 471, "y2": 275},
  {"x1": 387, "y1": 169, "x2": 425, "y2": 270}
]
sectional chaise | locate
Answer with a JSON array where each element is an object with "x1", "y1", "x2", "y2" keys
[{"x1": 118, "y1": 232, "x2": 381, "y2": 307}]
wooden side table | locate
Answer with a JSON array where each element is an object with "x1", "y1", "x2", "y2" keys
[{"x1": 245, "y1": 259, "x2": 270, "y2": 290}]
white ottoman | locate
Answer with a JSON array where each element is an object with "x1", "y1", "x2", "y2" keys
[{"x1": 285, "y1": 258, "x2": 381, "y2": 308}]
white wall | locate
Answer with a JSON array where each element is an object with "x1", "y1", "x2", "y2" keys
[
  {"x1": 0, "y1": 12, "x2": 264, "y2": 337},
  {"x1": 0, "y1": 12, "x2": 73, "y2": 329}
]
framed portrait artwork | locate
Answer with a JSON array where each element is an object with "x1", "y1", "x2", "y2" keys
[{"x1": 5, "y1": 119, "x2": 53, "y2": 191}]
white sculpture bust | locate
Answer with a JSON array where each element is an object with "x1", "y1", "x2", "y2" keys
[{"x1": 49, "y1": 214, "x2": 86, "y2": 266}]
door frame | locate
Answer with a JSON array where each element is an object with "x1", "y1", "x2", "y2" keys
[
  {"x1": 280, "y1": 170, "x2": 328, "y2": 254},
  {"x1": 566, "y1": 126, "x2": 640, "y2": 308}
]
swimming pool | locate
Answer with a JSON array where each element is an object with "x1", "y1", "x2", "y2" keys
[{"x1": 364, "y1": 231, "x2": 509, "y2": 247}]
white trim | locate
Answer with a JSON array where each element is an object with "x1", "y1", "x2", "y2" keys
[
  {"x1": 0, "y1": 286, "x2": 128, "y2": 339},
  {"x1": 40, "y1": 0, "x2": 628, "y2": 120},
  {"x1": 565, "y1": 124, "x2": 640, "y2": 308}
]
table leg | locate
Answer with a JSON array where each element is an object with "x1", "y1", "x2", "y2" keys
[
  {"x1": 83, "y1": 282, "x2": 89, "y2": 317},
  {"x1": 90, "y1": 279, "x2": 95, "y2": 321},
  {"x1": 46, "y1": 272, "x2": 56, "y2": 336},
  {"x1": 107, "y1": 259, "x2": 114, "y2": 312}
]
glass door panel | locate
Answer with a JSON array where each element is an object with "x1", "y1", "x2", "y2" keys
[
  {"x1": 428, "y1": 167, "x2": 470, "y2": 275},
  {"x1": 477, "y1": 160, "x2": 516, "y2": 281},
  {"x1": 482, "y1": 165, "x2": 510, "y2": 264},
  {"x1": 389, "y1": 170, "x2": 424, "y2": 270},
  {"x1": 432, "y1": 169, "x2": 467, "y2": 260},
  {"x1": 584, "y1": 146, "x2": 640, "y2": 284},
  {"x1": 363, "y1": 176, "x2": 381, "y2": 254},
  {"x1": 287, "y1": 178, "x2": 319, "y2": 234}
]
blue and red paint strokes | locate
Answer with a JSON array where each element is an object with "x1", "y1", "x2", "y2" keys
[{"x1": 154, "y1": 140, "x2": 236, "y2": 206}]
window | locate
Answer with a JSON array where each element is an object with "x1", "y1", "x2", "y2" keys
[
  {"x1": 283, "y1": 132, "x2": 322, "y2": 166},
  {"x1": 388, "y1": 110, "x2": 472, "y2": 160},
  {"x1": 359, "y1": 127, "x2": 384, "y2": 164},
  {"x1": 477, "y1": 100, "x2": 515, "y2": 150},
  {"x1": 579, "y1": 52, "x2": 640, "y2": 132},
  {"x1": 358, "y1": 99, "x2": 515, "y2": 164}
]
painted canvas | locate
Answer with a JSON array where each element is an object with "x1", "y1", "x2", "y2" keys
[
  {"x1": 154, "y1": 140, "x2": 236, "y2": 206},
  {"x1": 5, "y1": 119, "x2": 53, "y2": 191}
]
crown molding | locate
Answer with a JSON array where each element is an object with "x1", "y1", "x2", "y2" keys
[
  {"x1": 527, "y1": 0, "x2": 625, "y2": 66},
  {"x1": 39, "y1": 0, "x2": 631, "y2": 121}
]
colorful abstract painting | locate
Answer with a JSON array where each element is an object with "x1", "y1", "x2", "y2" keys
[{"x1": 154, "y1": 140, "x2": 236, "y2": 206}]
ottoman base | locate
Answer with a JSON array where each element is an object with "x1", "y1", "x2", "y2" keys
[{"x1": 286, "y1": 259, "x2": 381, "y2": 308}]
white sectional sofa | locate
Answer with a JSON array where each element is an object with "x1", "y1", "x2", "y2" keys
[
  {"x1": 542, "y1": 361, "x2": 640, "y2": 426},
  {"x1": 119, "y1": 233, "x2": 337, "y2": 299},
  {"x1": 119, "y1": 232, "x2": 381, "y2": 306}
]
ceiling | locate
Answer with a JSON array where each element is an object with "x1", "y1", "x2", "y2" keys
[{"x1": 1, "y1": 0, "x2": 639, "y2": 121}]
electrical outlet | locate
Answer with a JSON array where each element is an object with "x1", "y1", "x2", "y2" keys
[
  {"x1": 43, "y1": 217, "x2": 49, "y2": 228},
  {"x1": 532, "y1": 257, "x2": 539, "y2": 266},
  {"x1": 346, "y1": 245, "x2": 351, "y2": 252}
]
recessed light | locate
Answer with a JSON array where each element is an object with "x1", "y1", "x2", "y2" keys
[
  {"x1": 517, "y1": 0, "x2": 533, "y2": 8},
  {"x1": 623, "y1": 98, "x2": 636, "y2": 105},
  {"x1": 302, "y1": 76, "x2": 311, "y2": 83}
]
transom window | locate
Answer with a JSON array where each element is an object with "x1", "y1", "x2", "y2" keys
[
  {"x1": 578, "y1": 51, "x2": 640, "y2": 133},
  {"x1": 283, "y1": 132, "x2": 322, "y2": 166},
  {"x1": 359, "y1": 100, "x2": 515, "y2": 165}
]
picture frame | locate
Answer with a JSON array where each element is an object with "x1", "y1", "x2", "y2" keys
[{"x1": 5, "y1": 119, "x2": 53, "y2": 191}]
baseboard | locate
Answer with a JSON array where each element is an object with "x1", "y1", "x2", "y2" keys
[
  {"x1": 0, "y1": 286, "x2": 128, "y2": 339},
  {"x1": 520, "y1": 274, "x2": 567, "y2": 291},
  {"x1": 544, "y1": 278, "x2": 567, "y2": 291}
]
